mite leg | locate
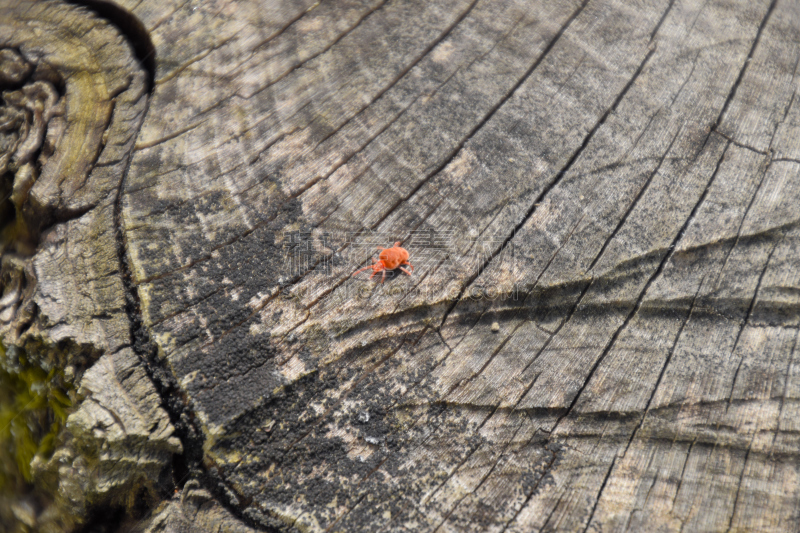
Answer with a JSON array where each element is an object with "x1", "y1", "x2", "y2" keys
[{"x1": 352, "y1": 265, "x2": 373, "y2": 276}]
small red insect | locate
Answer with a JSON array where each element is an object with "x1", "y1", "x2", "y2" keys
[{"x1": 352, "y1": 241, "x2": 414, "y2": 283}]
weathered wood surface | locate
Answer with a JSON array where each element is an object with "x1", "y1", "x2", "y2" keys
[{"x1": 2, "y1": 0, "x2": 800, "y2": 531}]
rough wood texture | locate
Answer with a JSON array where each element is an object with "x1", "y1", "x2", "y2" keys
[
  {"x1": 2, "y1": 0, "x2": 800, "y2": 531},
  {"x1": 0, "y1": 1, "x2": 176, "y2": 531}
]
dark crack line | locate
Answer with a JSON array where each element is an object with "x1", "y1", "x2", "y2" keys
[
  {"x1": 381, "y1": 290, "x2": 588, "y2": 448},
  {"x1": 725, "y1": 232, "x2": 782, "y2": 410},
  {"x1": 173, "y1": 0, "x2": 467, "y2": 154},
  {"x1": 436, "y1": 329, "x2": 453, "y2": 352},
  {"x1": 176, "y1": 249, "x2": 798, "y2": 381},
  {"x1": 319, "y1": 452, "x2": 396, "y2": 531},
  {"x1": 620, "y1": 110, "x2": 662, "y2": 164},
  {"x1": 772, "y1": 330, "x2": 800, "y2": 450},
  {"x1": 155, "y1": 42, "x2": 231, "y2": 86},
  {"x1": 540, "y1": 486, "x2": 569, "y2": 531},
  {"x1": 386, "y1": 192, "x2": 528, "y2": 316},
  {"x1": 363, "y1": 0, "x2": 593, "y2": 250},
  {"x1": 134, "y1": 118, "x2": 208, "y2": 150},
  {"x1": 69, "y1": 0, "x2": 157, "y2": 88},
  {"x1": 320, "y1": 0, "x2": 565, "y2": 231},
  {"x1": 438, "y1": 41, "x2": 656, "y2": 330},
  {"x1": 112, "y1": 86, "x2": 206, "y2": 482},
  {"x1": 410, "y1": 407, "x2": 501, "y2": 516},
  {"x1": 670, "y1": 49, "x2": 702, "y2": 107},
  {"x1": 512, "y1": 210, "x2": 588, "y2": 310},
  {"x1": 117, "y1": 2, "x2": 778, "y2": 529},
  {"x1": 713, "y1": 169, "x2": 779, "y2": 301},
  {"x1": 619, "y1": 278, "x2": 705, "y2": 457},
  {"x1": 387, "y1": 197, "x2": 457, "y2": 311},
  {"x1": 580, "y1": 456, "x2": 618, "y2": 533},
  {"x1": 145, "y1": 0, "x2": 190, "y2": 32},
  {"x1": 378, "y1": 404, "x2": 514, "y2": 530},
  {"x1": 322, "y1": 492, "x2": 370, "y2": 532},
  {"x1": 310, "y1": 0, "x2": 482, "y2": 151},
  {"x1": 133, "y1": 112, "x2": 304, "y2": 219},
  {"x1": 311, "y1": 383, "x2": 493, "y2": 531},
  {"x1": 249, "y1": 0, "x2": 392, "y2": 100},
  {"x1": 714, "y1": 152, "x2": 781, "y2": 293},
  {"x1": 134, "y1": 0, "x2": 483, "y2": 286},
  {"x1": 350, "y1": 5, "x2": 552, "y2": 237},
  {"x1": 135, "y1": 0, "x2": 649, "y2": 305},
  {"x1": 315, "y1": 328, "x2": 511, "y2": 529},
  {"x1": 280, "y1": 172, "x2": 483, "y2": 335},
  {"x1": 629, "y1": 453, "x2": 662, "y2": 530},
  {"x1": 713, "y1": 0, "x2": 779, "y2": 130},
  {"x1": 778, "y1": 49, "x2": 800, "y2": 123},
  {"x1": 499, "y1": 447, "x2": 558, "y2": 532},
  {"x1": 671, "y1": 438, "x2": 696, "y2": 510},
  {"x1": 711, "y1": 127, "x2": 768, "y2": 155},
  {"x1": 676, "y1": 441, "x2": 723, "y2": 533},
  {"x1": 650, "y1": 0, "x2": 676, "y2": 41},
  {"x1": 715, "y1": 161, "x2": 788, "y2": 296},
  {"x1": 389, "y1": 158, "x2": 579, "y2": 324},
  {"x1": 547, "y1": 140, "x2": 729, "y2": 436},
  {"x1": 105, "y1": 50, "x2": 231, "y2": 526},
  {"x1": 133, "y1": 130, "x2": 316, "y2": 286},
  {"x1": 506, "y1": 278, "x2": 594, "y2": 400},
  {"x1": 88, "y1": 398, "x2": 128, "y2": 433},
  {"x1": 252, "y1": 0, "x2": 328, "y2": 51},
  {"x1": 150, "y1": 284, "x2": 226, "y2": 328},
  {"x1": 304, "y1": 188, "x2": 451, "y2": 314},
  {"x1": 431, "y1": 416, "x2": 528, "y2": 532},
  {"x1": 282, "y1": 326, "x2": 430, "y2": 453},
  {"x1": 107, "y1": 33, "x2": 274, "y2": 533},
  {"x1": 549, "y1": 0, "x2": 785, "y2": 462},
  {"x1": 139, "y1": 101, "x2": 305, "y2": 197},
  {"x1": 587, "y1": 121, "x2": 684, "y2": 272},
  {"x1": 723, "y1": 434, "x2": 755, "y2": 533},
  {"x1": 714, "y1": 0, "x2": 794, "y2": 293},
  {"x1": 288, "y1": 0, "x2": 508, "y2": 206},
  {"x1": 441, "y1": 318, "x2": 527, "y2": 400}
]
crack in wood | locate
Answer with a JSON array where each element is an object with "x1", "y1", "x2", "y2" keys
[
  {"x1": 713, "y1": 0, "x2": 779, "y2": 130},
  {"x1": 251, "y1": 0, "x2": 392, "y2": 98},
  {"x1": 587, "y1": 122, "x2": 685, "y2": 273},
  {"x1": 438, "y1": 37, "x2": 655, "y2": 330},
  {"x1": 724, "y1": 233, "x2": 783, "y2": 410},
  {"x1": 580, "y1": 455, "x2": 617, "y2": 533}
]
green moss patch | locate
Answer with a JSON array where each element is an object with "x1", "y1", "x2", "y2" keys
[{"x1": 0, "y1": 341, "x2": 74, "y2": 492}]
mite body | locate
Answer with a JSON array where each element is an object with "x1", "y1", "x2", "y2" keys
[{"x1": 352, "y1": 241, "x2": 414, "y2": 283}]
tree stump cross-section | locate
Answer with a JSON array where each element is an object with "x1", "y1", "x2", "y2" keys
[{"x1": 1, "y1": 0, "x2": 800, "y2": 531}]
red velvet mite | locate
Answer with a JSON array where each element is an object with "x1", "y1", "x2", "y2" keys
[{"x1": 352, "y1": 241, "x2": 414, "y2": 283}]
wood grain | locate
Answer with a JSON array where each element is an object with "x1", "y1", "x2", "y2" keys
[{"x1": 1, "y1": 0, "x2": 799, "y2": 531}]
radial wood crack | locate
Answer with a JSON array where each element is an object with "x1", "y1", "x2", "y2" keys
[{"x1": 4, "y1": 0, "x2": 800, "y2": 531}]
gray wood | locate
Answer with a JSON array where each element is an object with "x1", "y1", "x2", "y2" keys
[{"x1": 1, "y1": 0, "x2": 799, "y2": 531}]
